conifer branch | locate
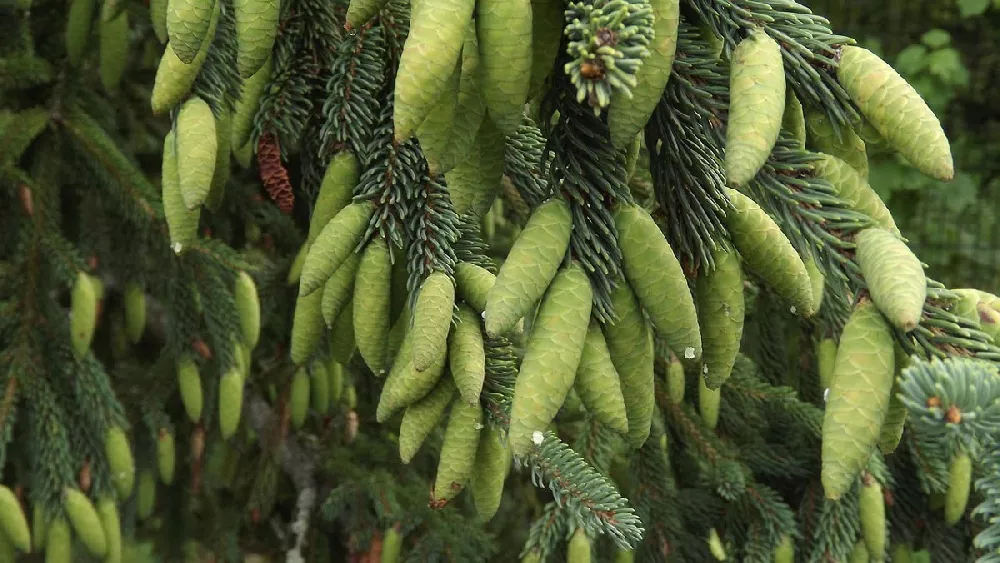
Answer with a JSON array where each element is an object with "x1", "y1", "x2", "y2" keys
[
  {"x1": 645, "y1": 20, "x2": 731, "y2": 270},
  {"x1": 522, "y1": 432, "x2": 644, "y2": 550},
  {"x1": 685, "y1": 0, "x2": 858, "y2": 128},
  {"x1": 541, "y1": 70, "x2": 632, "y2": 322},
  {"x1": 319, "y1": 24, "x2": 387, "y2": 163}
]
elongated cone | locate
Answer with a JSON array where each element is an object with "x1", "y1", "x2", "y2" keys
[
  {"x1": 485, "y1": 198, "x2": 572, "y2": 337},
  {"x1": 615, "y1": 204, "x2": 701, "y2": 361},
  {"x1": 944, "y1": 450, "x2": 972, "y2": 526},
  {"x1": 468, "y1": 426, "x2": 510, "y2": 521},
  {"x1": 176, "y1": 96, "x2": 218, "y2": 210},
  {"x1": 811, "y1": 154, "x2": 897, "y2": 235},
  {"x1": 0, "y1": 485, "x2": 30, "y2": 552},
  {"x1": 449, "y1": 305, "x2": 487, "y2": 404},
  {"x1": 696, "y1": 246, "x2": 745, "y2": 389},
  {"x1": 150, "y1": 1, "x2": 220, "y2": 114},
  {"x1": 353, "y1": 239, "x2": 392, "y2": 374},
  {"x1": 346, "y1": 0, "x2": 390, "y2": 29},
  {"x1": 574, "y1": 323, "x2": 630, "y2": 435},
  {"x1": 398, "y1": 377, "x2": 456, "y2": 463},
  {"x1": 393, "y1": 0, "x2": 474, "y2": 142},
  {"x1": 805, "y1": 108, "x2": 869, "y2": 179},
  {"x1": 431, "y1": 400, "x2": 482, "y2": 503},
  {"x1": 508, "y1": 264, "x2": 593, "y2": 456},
  {"x1": 476, "y1": 0, "x2": 532, "y2": 134},
  {"x1": 837, "y1": 46, "x2": 953, "y2": 181},
  {"x1": 300, "y1": 202, "x2": 375, "y2": 295},
  {"x1": 167, "y1": 0, "x2": 217, "y2": 64},
  {"x1": 725, "y1": 29, "x2": 785, "y2": 188},
  {"x1": 609, "y1": 0, "x2": 679, "y2": 148},
  {"x1": 724, "y1": 189, "x2": 815, "y2": 317},
  {"x1": 821, "y1": 299, "x2": 894, "y2": 499},
  {"x1": 855, "y1": 228, "x2": 926, "y2": 331},
  {"x1": 604, "y1": 282, "x2": 655, "y2": 448},
  {"x1": 410, "y1": 272, "x2": 456, "y2": 372},
  {"x1": 859, "y1": 475, "x2": 886, "y2": 559},
  {"x1": 234, "y1": 0, "x2": 280, "y2": 79}
]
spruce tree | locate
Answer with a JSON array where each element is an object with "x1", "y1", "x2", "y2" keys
[{"x1": 2, "y1": 0, "x2": 1000, "y2": 561}]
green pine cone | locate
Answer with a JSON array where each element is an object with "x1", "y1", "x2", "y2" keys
[
  {"x1": 376, "y1": 330, "x2": 448, "y2": 422},
  {"x1": 353, "y1": 239, "x2": 393, "y2": 375},
  {"x1": 508, "y1": 264, "x2": 593, "y2": 456},
  {"x1": 574, "y1": 322, "x2": 630, "y2": 435},
  {"x1": 449, "y1": 305, "x2": 487, "y2": 404},
  {"x1": 393, "y1": 0, "x2": 474, "y2": 141},
  {"x1": 150, "y1": 1, "x2": 219, "y2": 114},
  {"x1": 615, "y1": 204, "x2": 701, "y2": 362},
  {"x1": 476, "y1": 0, "x2": 532, "y2": 135},
  {"x1": 125, "y1": 281, "x2": 146, "y2": 344},
  {"x1": 725, "y1": 189, "x2": 815, "y2": 317},
  {"x1": 162, "y1": 130, "x2": 200, "y2": 251},
  {"x1": 98, "y1": 8, "x2": 129, "y2": 93},
  {"x1": 300, "y1": 202, "x2": 375, "y2": 295},
  {"x1": 62, "y1": 488, "x2": 106, "y2": 558},
  {"x1": 446, "y1": 116, "x2": 505, "y2": 217},
  {"x1": 821, "y1": 299, "x2": 895, "y2": 500},
  {"x1": 176, "y1": 96, "x2": 218, "y2": 210},
  {"x1": 485, "y1": 198, "x2": 572, "y2": 337},
  {"x1": 234, "y1": 0, "x2": 280, "y2": 79},
  {"x1": 469, "y1": 425, "x2": 510, "y2": 521},
  {"x1": 398, "y1": 376, "x2": 457, "y2": 463},
  {"x1": 290, "y1": 367, "x2": 310, "y2": 429},
  {"x1": 310, "y1": 360, "x2": 330, "y2": 415},
  {"x1": 104, "y1": 427, "x2": 135, "y2": 499},
  {"x1": 782, "y1": 91, "x2": 806, "y2": 149},
  {"x1": 696, "y1": 246, "x2": 746, "y2": 389},
  {"x1": 945, "y1": 450, "x2": 973, "y2": 526},
  {"x1": 70, "y1": 271, "x2": 97, "y2": 357},
  {"x1": 234, "y1": 271, "x2": 260, "y2": 349},
  {"x1": 46, "y1": 518, "x2": 72, "y2": 563},
  {"x1": 418, "y1": 56, "x2": 462, "y2": 176},
  {"x1": 859, "y1": 476, "x2": 886, "y2": 559},
  {"x1": 805, "y1": 108, "x2": 869, "y2": 179},
  {"x1": 699, "y1": 376, "x2": 721, "y2": 430},
  {"x1": 608, "y1": 0, "x2": 679, "y2": 149},
  {"x1": 432, "y1": 400, "x2": 483, "y2": 503},
  {"x1": 435, "y1": 23, "x2": 487, "y2": 176},
  {"x1": 218, "y1": 368, "x2": 244, "y2": 439},
  {"x1": 837, "y1": 46, "x2": 953, "y2": 181},
  {"x1": 855, "y1": 227, "x2": 926, "y2": 331},
  {"x1": 321, "y1": 253, "x2": 361, "y2": 328},
  {"x1": 290, "y1": 288, "x2": 325, "y2": 365},
  {"x1": 309, "y1": 152, "x2": 360, "y2": 245},
  {"x1": 411, "y1": 272, "x2": 457, "y2": 373},
  {"x1": 157, "y1": 428, "x2": 176, "y2": 485},
  {"x1": 206, "y1": 107, "x2": 231, "y2": 211},
  {"x1": 604, "y1": 281, "x2": 655, "y2": 449},
  {"x1": 345, "y1": 0, "x2": 390, "y2": 29},
  {"x1": 455, "y1": 262, "x2": 495, "y2": 313},
  {"x1": 811, "y1": 154, "x2": 898, "y2": 235},
  {"x1": 166, "y1": 0, "x2": 217, "y2": 64},
  {"x1": 231, "y1": 55, "x2": 273, "y2": 148},
  {"x1": 725, "y1": 29, "x2": 786, "y2": 188},
  {"x1": 176, "y1": 356, "x2": 203, "y2": 421},
  {"x1": 0, "y1": 485, "x2": 30, "y2": 552},
  {"x1": 329, "y1": 300, "x2": 357, "y2": 364},
  {"x1": 96, "y1": 498, "x2": 121, "y2": 563}
]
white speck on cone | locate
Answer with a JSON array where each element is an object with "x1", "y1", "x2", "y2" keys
[
  {"x1": 532, "y1": 431, "x2": 544, "y2": 445},
  {"x1": 684, "y1": 347, "x2": 696, "y2": 359}
]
